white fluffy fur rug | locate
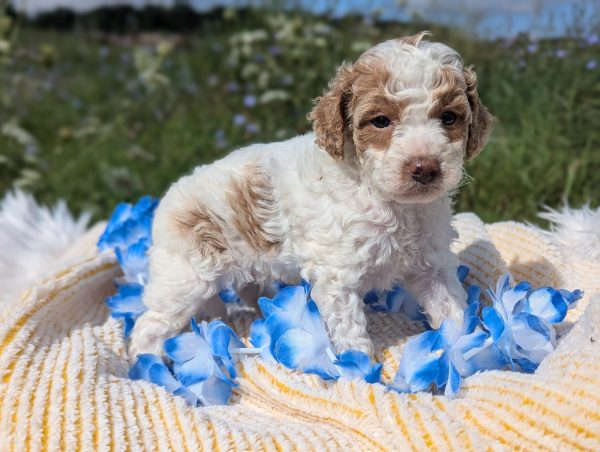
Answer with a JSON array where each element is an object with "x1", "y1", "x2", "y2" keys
[
  {"x1": 0, "y1": 190, "x2": 598, "y2": 312},
  {"x1": 0, "y1": 190, "x2": 91, "y2": 310}
]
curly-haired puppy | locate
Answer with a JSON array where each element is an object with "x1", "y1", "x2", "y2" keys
[{"x1": 129, "y1": 32, "x2": 493, "y2": 359}]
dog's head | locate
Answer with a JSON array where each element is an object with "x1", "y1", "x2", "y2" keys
[{"x1": 309, "y1": 32, "x2": 493, "y2": 204}]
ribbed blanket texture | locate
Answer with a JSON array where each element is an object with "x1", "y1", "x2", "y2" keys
[{"x1": 1, "y1": 212, "x2": 599, "y2": 451}]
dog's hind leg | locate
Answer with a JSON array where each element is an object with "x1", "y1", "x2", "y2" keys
[{"x1": 128, "y1": 246, "x2": 225, "y2": 359}]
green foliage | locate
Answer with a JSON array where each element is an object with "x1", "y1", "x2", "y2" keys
[{"x1": 0, "y1": 9, "x2": 598, "y2": 222}]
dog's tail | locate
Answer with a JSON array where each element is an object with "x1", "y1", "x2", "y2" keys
[{"x1": 0, "y1": 190, "x2": 96, "y2": 312}]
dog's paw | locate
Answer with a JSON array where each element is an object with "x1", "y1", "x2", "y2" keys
[{"x1": 426, "y1": 297, "x2": 465, "y2": 329}]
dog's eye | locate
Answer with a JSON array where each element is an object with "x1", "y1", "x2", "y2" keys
[
  {"x1": 371, "y1": 116, "x2": 391, "y2": 128},
  {"x1": 440, "y1": 111, "x2": 456, "y2": 125}
]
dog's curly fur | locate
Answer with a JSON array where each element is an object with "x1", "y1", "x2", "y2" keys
[{"x1": 129, "y1": 32, "x2": 493, "y2": 358}]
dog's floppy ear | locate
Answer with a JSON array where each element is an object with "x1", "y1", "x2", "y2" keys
[
  {"x1": 463, "y1": 66, "x2": 493, "y2": 160},
  {"x1": 308, "y1": 63, "x2": 354, "y2": 161}
]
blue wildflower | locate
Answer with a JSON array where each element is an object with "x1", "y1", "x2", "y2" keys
[
  {"x1": 587, "y1": 34, "x2": 599, "y2": 45},
  {"x1": 555, "y1": 49, "x2": 568, "y2": 58},
  {"x1": 586, "y1": 59, "x2": 597, "y2": 70},
  {"x1": 526, "y1": 42, "x2": 538, "y2": 53},
  {"x1": 105, "y1": 283, "x2": 147, "y2": 337},
  {"x1": 225, "y1": 82, "x2": 239, "y2": 93},
  {"x1": 268, "y1": 45, "x2": 282, "y2": 56},
  {"x1": 245, "y1": 123, "x2": 260, "y2": 134},
  {"x1": 243, "y1": 95, "x2": 257, "y2": 108},
  {"x1": 214, "y1": 129, "x2": 226, "y2": 149},
  {"x1": 232, "y1": 114, "x2": 246, "y2": 126}
]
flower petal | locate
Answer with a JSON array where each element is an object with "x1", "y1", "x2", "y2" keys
[
  {"x1": 457, "y1": 265, "x2": 470, "y2": 283},
  {"x1": 148, "y1": 362, "x2": 182, "y2": 394},
  {"x1": 396, "y1": 330, "x2": 443, "y2": 392},
  {"x1": 129, "y1": 353, "x2": 164, "y2": 380},
  {"x1": 265, "y1": 311, "x2": 297, "y2": 344},
  {"x1": 512, "y1": 313, "x2": 555, "y2": 352},
  {"x1": 106, "y1": 283, "x2": 146, "y2": 317},
  {"x1": 194, "y1": 374, "x2": 234, "y2": 406},
  {"x1": 219, "y1": 288, "x2": 241, "y2": 303},
  {"x1": 303, "y1": 352, "x2": 340, "y2": 380},
  {"x1": 443, "y1": 364, "x2": 461, "y2": 398},
  {"x1": 206, "y1": 320, "x2": 244, "y2": 360},
  {"x1": 257, "y1": 296, "x2": 277, "y2": 318},
  {"x1": 272, "y1": 285, "x2": 307, "y2": 313},
  {"x1": 173, "y1": 386, "x2": 200, "y2": 406},
  {"x1": 273, "y1": 328, "x2": 314, "y2": 369},
  {"x1": 525, "y1": 288, "x2": 567, "y2": 324},
  {"x1": 482, "y1": 307, "x2": 505, "y2": 340},
  {"x1": 172, "y1": 346, "x2": 216, "y2": 386},
  {"x1": 164, "y1": 332, "x2": 207, "y2": 363}
]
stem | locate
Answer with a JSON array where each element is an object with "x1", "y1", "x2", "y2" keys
[{"x1": 231, "y1": 347, "x2": 261, "y2": 355}]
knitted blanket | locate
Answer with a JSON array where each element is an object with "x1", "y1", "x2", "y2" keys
[{"x1": 1, "y1": 212, "x2": 599, "y2": 451}]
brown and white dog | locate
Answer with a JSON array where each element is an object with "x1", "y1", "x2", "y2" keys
[{"x1": 129, "y1": 32, "x2": 493, "y2": 359}]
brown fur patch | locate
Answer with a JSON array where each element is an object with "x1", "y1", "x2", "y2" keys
[
  {"x1": 463, "y1": 66, "x2": 493, "y2": 160},
  {"x1": 173, "y1": 204, "x2": 228, "y2": 254},
  {"x1": 350, "y1": 61, "x2": 404, "y2": 153},
  {"x1": 427, "y1": 66, "x2": 470, "y2": 143},
  {"x1": 227, "y1": 166, "x2": 282, "y2": 253},
  {"x1": 308, "y1": 64, "x2": 355, "y2": 161}
]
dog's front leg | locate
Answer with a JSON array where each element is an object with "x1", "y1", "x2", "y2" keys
[
  {"x1": 311, "y1": 277, "x2": 373, "y2": 358},
  {"x1": 404, "y1": 262, "x2": 467, "y2": 329}
]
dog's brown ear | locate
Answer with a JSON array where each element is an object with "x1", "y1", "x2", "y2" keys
[
  {"x1": 308, "y1": 63, "x2": 354, "y2": 161},
  {"x1": 463, "y1": 66, "x2": 493, "y2": 160}
]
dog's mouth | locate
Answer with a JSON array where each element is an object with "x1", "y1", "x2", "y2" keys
[{"x1": 397, "y1": 175, "x2": 446, "y2": 203}]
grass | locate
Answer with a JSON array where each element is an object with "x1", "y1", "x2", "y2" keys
[{"x1": 1, "y1": 8, "x2": 599, "y2": 223}]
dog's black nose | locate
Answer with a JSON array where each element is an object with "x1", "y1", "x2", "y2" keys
[{"x1": 408, "y1": 158, "x2": 441, "y2": 185}]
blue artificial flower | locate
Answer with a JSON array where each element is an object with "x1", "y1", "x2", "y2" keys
[
  {"x1": 482, "y1": 275, "x2": 581, "y2": 372},
  {"x1": 334, "y1": 350, "x2": 383, "y2": 384},
  {"x1": 115, "y1": 238, "x2": 150, "y2": 285},
  {"x1": 257, "y1": 285, "x2": 338, "y2": 379},
  {"x1": 390, "y1": 286, "x2": 503, "y2": 397},
  {"x1": 219, "y1": 287, "x2": 241, "y2": 304},
  {"x1": 129, "y1": 354, "x2": 199, "y2": 406},
  {"x1": 97, "y1": 196, "x2": 158, "y2": 252},
  {"x1": 252, "y1": 284, "x2": 382, "y2": 382},
  {"x1": 249, "y1": 318, "x2": 275, "y2": 361},
  {"x1": 363, "y1": 286, "x2": 427, "y2": 324},
  {"x1": 457, "y1": 265, "x2": 470, "y2": 283},
  {"x1": 105, "y1": 283, "x2": 147, "y2": 337},
  {"x1": 163, "y1": 318, "x2": 243, "y2": 406}
]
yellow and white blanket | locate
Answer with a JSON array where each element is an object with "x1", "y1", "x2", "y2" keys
[{"x1": 1, "y1": 213, "x2": 600, "y2": 451}]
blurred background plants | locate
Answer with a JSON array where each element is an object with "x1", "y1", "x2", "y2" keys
[{"x1": 0, "y1": 2, "x2": 599, "y2": 223}]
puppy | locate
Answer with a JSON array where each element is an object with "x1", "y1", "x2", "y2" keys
[{"x1": 129, "y1": 32, "x2": 492, "y2": 359}]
